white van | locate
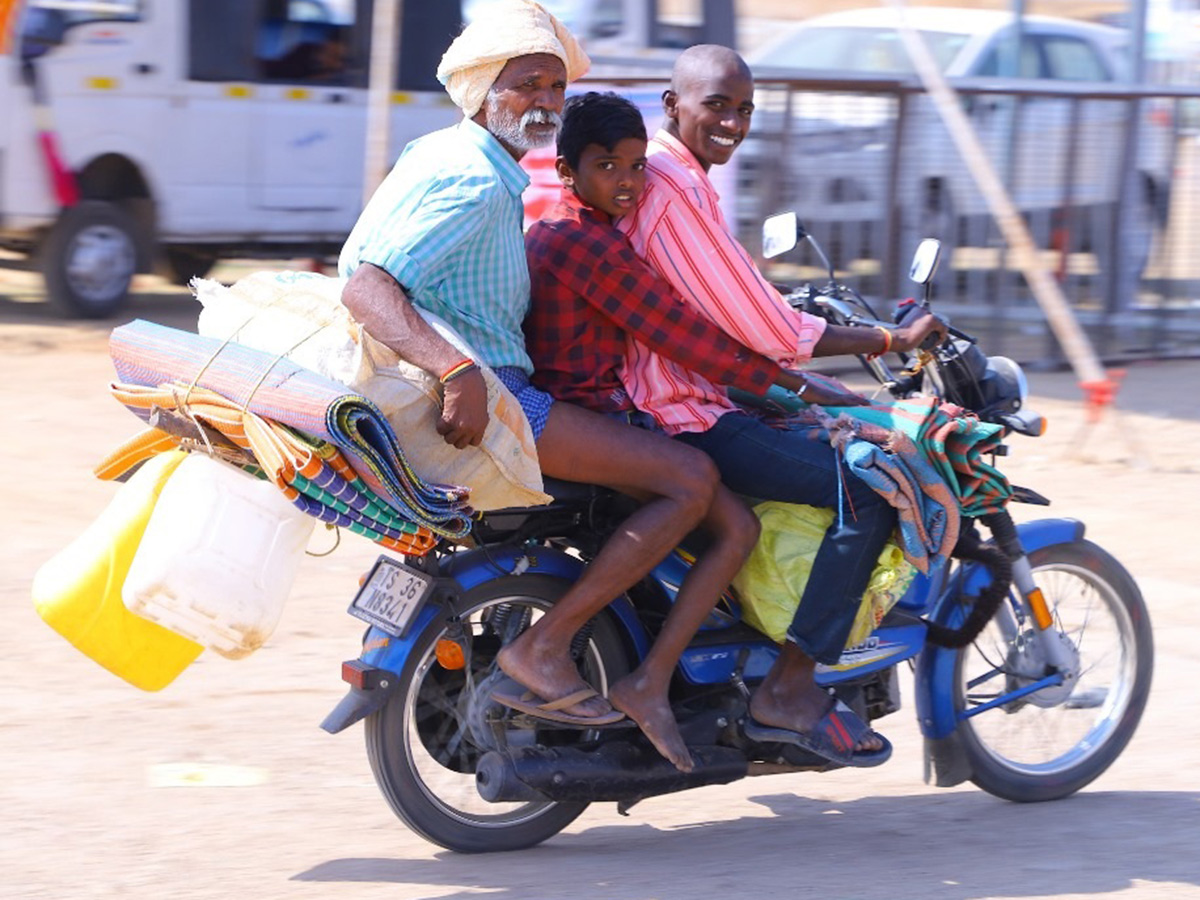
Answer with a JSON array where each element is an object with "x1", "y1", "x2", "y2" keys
[{"x1": 0, "y1": 0, "x2": 733, "y2": 317}]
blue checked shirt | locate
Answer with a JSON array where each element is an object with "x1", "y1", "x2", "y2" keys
[{"x1": 339, "y1": 118, "x2": 533, "y2": 372}]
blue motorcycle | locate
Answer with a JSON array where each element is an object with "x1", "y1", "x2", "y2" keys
[{"x1": 322, "y1": 220, "x2": 1153, "y2": 853}]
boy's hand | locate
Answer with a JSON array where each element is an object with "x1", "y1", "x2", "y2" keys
[
  {"x1": 438, "y1": 369, "x2": 489, "y2": 448},
  {"x1": 801, "y1": 375, "x2": 870, "y2": 407},
  {"x1": 778, "y1": 369, "x2": 870, "y2": 407}
]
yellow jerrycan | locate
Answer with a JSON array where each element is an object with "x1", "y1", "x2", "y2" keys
[{"x1": 32, "y1": 450, "x2": 204, "y2": 691}]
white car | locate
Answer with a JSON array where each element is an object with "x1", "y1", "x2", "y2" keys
[{"x1": 744, "y1": 7, "x2": 1172, "y2": 291}]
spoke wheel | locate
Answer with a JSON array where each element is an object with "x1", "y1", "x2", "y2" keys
[
  {"x1": 954, "y1": 540, "x2": 1152, "y2": 802},
  {"x1": 364, "y1": 574, "x2": 632, "y2": 853}
]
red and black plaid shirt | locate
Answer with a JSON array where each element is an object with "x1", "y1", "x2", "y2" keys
[{"x1": 524, "y1": 192, "x2": 776, "y2": 414}]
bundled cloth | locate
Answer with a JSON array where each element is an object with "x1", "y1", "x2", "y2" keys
[
  {"x1": 823, "y1": 396, "x2": 1013, "y2": 517},
  {"x1": 106, "y1": 319, "x2": 472, "y2": 545},
  {"x1": 194, "y1": 270, "x2": 549, "y2": 511},
  {"x1": 816, "y1": 396, "x2": 1012, "y2": 573},
  {"x1": 99, "y1": 385, "x2": 440, "y2": 556}
]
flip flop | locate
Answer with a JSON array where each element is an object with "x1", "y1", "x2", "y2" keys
[
  {"x1": 743, "y1": 699, "x2": 893, "y2": 768},
  {"x1": 491, "y1": 687, "x2": 627, "y2": 727}
]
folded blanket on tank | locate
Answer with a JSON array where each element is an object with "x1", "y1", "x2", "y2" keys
[
  {"x1": 823, "y1": 396, "x2": 1013, "y2": 519},
  {"x1": 835, "y1": 430, "x2": 960, "y2": 575},
  {"x1": 729, "y1": 387, "x2": 1012, "y2": 573}
]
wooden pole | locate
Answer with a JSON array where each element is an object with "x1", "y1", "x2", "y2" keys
[{"x1": 363, "y1": 0, "x2": 402, "y2": 207}]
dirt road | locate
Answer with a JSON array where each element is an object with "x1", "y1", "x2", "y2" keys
[{"x1": 2, "y1": 274, "x2": 1199, "y2": 900}]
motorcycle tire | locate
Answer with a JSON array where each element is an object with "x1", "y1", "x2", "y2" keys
[
  {"x1": 954, "y1": 539, "x2": 1153, "y2": 802},
  {"x1": 364, "y1": 573, "x2": 633, "y2": 853}
]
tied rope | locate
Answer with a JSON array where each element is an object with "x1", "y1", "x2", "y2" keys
[
  {"x1": 174, "y1": 295, "x2": 347, "y2": 550},
  {"x1": 179, "y1": 294, "x2": 337, "y2": 424}
]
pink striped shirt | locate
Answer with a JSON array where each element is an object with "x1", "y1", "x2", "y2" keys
[{"x1": 614, "y1": 130, "x2": 826, "y2": 435}]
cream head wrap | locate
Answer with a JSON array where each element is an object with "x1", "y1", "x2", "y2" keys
[{"x1": 437, "y1": 0, "x2": 590, "y2": 118}]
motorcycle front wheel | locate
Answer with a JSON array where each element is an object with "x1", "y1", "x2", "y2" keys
[
  {"x1": 364, "y1": 574, "x2": 633, "y2": 853},
  {"x1": 954, "y1": 539, "x2": 1153, "y2": 802}
]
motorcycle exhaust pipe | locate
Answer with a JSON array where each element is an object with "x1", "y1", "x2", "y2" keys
[{"x1": 476, "y1": 742, "x2": 748, "y2": 804}]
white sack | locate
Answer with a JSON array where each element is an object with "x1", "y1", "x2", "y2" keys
[{"x1": 194, "y1": 270, "x2": 549, "y2": 511}]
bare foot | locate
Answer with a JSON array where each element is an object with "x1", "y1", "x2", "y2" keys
[
  {"x1": 750, "y1": 686, "x2": 883, "y2": 754},
  {"x1": 609, "y1": 674, "x2": 694, "y2": 772},
  {"x1": 496, "y1": 635, "x2": 614, "y2": 719}
]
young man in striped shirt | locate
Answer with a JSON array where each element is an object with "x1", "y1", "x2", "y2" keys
[{"x1": 605, "y1": 45, "x2": 947, "y2": 765}]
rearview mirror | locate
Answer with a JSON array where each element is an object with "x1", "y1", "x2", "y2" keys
[
  {"x1": 762, "y1": 212, "x2": 801, "y2": 259},
  {"x1": 909, "y1": 239, "x2": 941, "y2": 285}
]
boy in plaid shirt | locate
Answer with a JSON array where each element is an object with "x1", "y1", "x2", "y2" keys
[{"x1": 525, "y1": 92, "x2": 811, "y2": 416}]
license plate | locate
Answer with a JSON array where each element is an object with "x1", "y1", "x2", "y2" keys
[{"x1": 348, "y1": 556, "x2": 434, "y2": 638}]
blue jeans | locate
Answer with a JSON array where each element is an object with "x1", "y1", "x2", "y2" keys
[{"x1": 677, "y1": 411, "x2": 897, "y2": 664}]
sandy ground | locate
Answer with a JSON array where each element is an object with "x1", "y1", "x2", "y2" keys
[{"x1": 2, "y1": 271, "x2": 1199, "y2": 900}]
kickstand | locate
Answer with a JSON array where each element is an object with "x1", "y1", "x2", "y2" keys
[
  {"x1": 617, "y1": 795, "x2": 645, "y2": 817},
  {"x1": 1073, "y1": 371, "x2": 1153, "y2": 469}
]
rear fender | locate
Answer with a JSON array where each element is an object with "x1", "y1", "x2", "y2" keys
[
  {"x1": 440, "y1": 545, "x2": 650, "y2": 659},
  {"x1": 914, "y1": 518, "x2": 1084, "y2": 785},
  {"x1": 320, "y1": 544, "x2": 650, "y2": 734}
]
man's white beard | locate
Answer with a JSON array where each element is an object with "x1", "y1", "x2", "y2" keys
[{"x1": 486, "y1": 92, "x2": 562, "y2": 152}]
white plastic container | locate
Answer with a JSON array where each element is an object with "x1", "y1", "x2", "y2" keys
[{"x1": 123, "y1": 453, "x2": 315, "y2": 659}]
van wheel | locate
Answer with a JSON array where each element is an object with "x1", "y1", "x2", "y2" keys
[
  {"x1": 163, "y1": 247, "x2": 218, "y2": 286},
  {"x1": 42, "y1": 201, "x2": 139, "y2": 318}
]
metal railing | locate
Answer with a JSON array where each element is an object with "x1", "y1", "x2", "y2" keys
[{"x1": 734, "y1": 72, "x2": 1200, "y2": 364}]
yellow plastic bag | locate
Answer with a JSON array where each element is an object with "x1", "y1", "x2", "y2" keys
[
  {"x1": 732, "y1": 501, "x2": 916, "y2": 649},
  {"x1": 32, "y1": 451, "x2": 204, "y2": 691}
]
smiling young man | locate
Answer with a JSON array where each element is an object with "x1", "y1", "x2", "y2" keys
[{"x1": 610, "y1": 45, "x2": 948, "y2": 766}]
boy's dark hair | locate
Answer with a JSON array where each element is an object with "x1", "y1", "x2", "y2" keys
[{"x1": 557, "y1": 91, "x2": 648, "y2": 170}]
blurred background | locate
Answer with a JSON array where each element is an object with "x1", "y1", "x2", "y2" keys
[{"x1": 2, "y1": 0, "x2": 1199, "y2": 364}]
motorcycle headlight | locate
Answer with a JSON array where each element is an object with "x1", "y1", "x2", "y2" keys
[
  {"x1": 936, "y1": 339, "x2": 988, "y2": 407},
  {"x1": 980, "y1": 355, "x2": 1027, "y2": 415}
]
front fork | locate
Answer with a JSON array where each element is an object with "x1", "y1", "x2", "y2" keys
[
  {"x1": 997, "y1": 555, "x2": 1073, "y2": 670},
  {"x1": 984, "y1": 511, "x2": 1074, "y2": 674},
  {"x1": 916, "y1": 517, "x2": 1085, "y2": 786}
]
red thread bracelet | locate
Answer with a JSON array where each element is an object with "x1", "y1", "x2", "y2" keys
[{"x1": 867, "y1": 326, "x2": 893, "y2": 360}]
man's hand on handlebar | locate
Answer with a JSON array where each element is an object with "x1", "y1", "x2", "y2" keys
[
  {"x1": 437, "y1": 369, "x2": 489, "y2": 448},
  {"x1": 892, "y1": 309, "x2": 948, "y2": 354}
]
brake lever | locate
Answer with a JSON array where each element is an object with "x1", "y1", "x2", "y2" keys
[
  {"x1": 917, "y1": 313, "x2": 970, "y2": 351},
  {"x1": 947, "y1": 324, "x2": 976, "y2": 344}
]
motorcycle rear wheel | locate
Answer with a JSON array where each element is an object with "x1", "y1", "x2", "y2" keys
[
  {"x1": 364, "y1": 574, "x2": 633, "y2": 852},
  {"x1": 954, "y1": 539, "x2": 1152, "y2": 802}
]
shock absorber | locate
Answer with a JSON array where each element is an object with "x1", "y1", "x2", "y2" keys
[
  {"x1": 981, "y1": 511, "x2": 1074, "y2": 674},
  {"x1": 568, "y1": 617, "x2": 597, "y2": 662}
]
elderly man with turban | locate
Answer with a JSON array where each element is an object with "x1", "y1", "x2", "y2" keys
[{"x1": 337, "y1": 0, "x2": 760, "y2": 773}]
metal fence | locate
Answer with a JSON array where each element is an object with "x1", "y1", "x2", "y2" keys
[{"x1": 732, "y1": 74, "x2": 1200, "y2": 365}]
